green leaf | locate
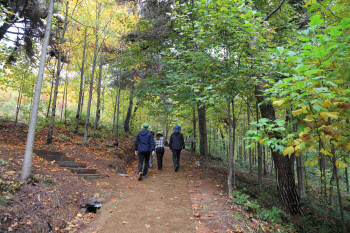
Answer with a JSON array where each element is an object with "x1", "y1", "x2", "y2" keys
[{"x1": 309, "y1": 15, "x2": 323, "y2": 26}]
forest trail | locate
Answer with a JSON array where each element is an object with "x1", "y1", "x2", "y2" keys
[{"x1": 80, "y1": 148, "x2": 234, "y2": 233}]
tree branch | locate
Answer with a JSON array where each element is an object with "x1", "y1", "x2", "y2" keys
[{"x1": 263, "y1": 0, "x2": 286, "y2": 21}]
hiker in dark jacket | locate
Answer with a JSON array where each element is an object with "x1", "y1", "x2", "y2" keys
[
  {"x1": 169, "y1": 125, "x2": 185, "y2": 172},
  {"x1": 135, "y1": 123, "x2": 155, "y2": 181}
]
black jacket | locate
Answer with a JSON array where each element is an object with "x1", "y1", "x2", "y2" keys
[{"x1": 169, "y1": 132, "x2": 185, "y2": 151}]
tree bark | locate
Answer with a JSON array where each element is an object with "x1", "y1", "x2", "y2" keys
[
  {"x1": 84, "y1": 3, "x2": 101, "y2": 144},
  {"x1": 47, "y1": 1, "x2": 69, "y2": 144},
  {"x1": 345, "y1": 166, "x2": 349, "y2": 195},
  {"x1": 74, "y1": 27, "x2": 88, "y2": 133},
  {"x1": 192, "y1": 104, "x2": 196, "y2": 154},
  {"x1": 296, "y1": 154, "x2": 306, "y2": 199},
  {"x1": 15, "y1": 80, "x2": 24, "y2": 126},
  {"x1": 255, "y1": 79, "x2": 301, "y2": 214},
  {"x1": 227, "y1": 98, "x2": 234, "y2": 196},
  {"x1": 247, "y1": 98, "x2": 252, "y2": 173},
  {"x1": 94, "y1": 58, "x2": 103, "y2": 130},
  {"x1": 124, "y1": 80, "x2": 135, "y2": 133},
  {"x1": 22, "y1": 0, "x2": 54, "y2": 180},
  {"x1": 198, "y1": 104, "x2": 209, "y2": 167},
  {"x1": 46, "y1": 60, "x2": 57, "y2": 119},
  {"x1": 115, "y1": 75, "x2": 121, "y2": 146},
  {"x1": 256, "y1": 100, "x2": 262, "y2": 192}
]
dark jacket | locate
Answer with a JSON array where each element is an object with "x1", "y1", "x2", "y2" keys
[
  {"x1": 135, "y1": 129, "x2": 155, "y2": 152},
  {"x1": 169, "y1": 132, "x2": 185, "y2": 151}
]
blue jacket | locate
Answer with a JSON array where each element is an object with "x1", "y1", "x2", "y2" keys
[
  {"x1": 135, "y1": 129, "x2": 155, "y2": 152},
  {"x1": 169, "y1": 132, "x2": 185, "y2": 151}
]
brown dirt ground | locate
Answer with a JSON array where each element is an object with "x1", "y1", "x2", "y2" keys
[
  {"x1": 0, "y1": 121, "x2": 284, "y2": 233},
  {"x1": 79, "y1": 149, "x2": 275, "y2": 233}
]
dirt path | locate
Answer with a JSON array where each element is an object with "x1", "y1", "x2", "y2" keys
[{"x1": 81, "y1": 149, "x2": 196, "y2": 233}]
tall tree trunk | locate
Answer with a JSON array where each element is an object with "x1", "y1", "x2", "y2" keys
[
  {"x1": 227, "y1": 98, "x2": 234, "y2": 196},
  {"x1": 46, "y1": 60, "x2": 57, "y2": 119},
  {"x1": 47, "y1": 1, "x2": 69, "y2": 144},
  {"x1": 64, "y1": 79, "x2": 68, "y2": 125},
  {"x1": 94, "y1": 58, "x2": 103, "y2": 130},
  {"x1": 124, "y1": 80, "x2": 135, "y2": 133},
  {"x1": 256, "y1": 100, "x2": 262, "y2": 192},
  {"x1": 192, "y1": 104, "x2": 197, "y2": 154},
  {"x1": 345, "y1": 166, "x2": 349, "y2": 195},
  {"x1": 60, "y1": 79, "x2": 66, "y2": 121},
  {"x1": 15, "y1": 81, "x2": 24, "y2": 126},
  {"x1": 22, "y1": 0, "x2": 54, "y2": 180},
  {"x1": 74, "y1": 27, "x2": 88, "y2": 133},
  {"x1": 115, "y1": 76, "x2": 121, "y2": 146},
  {"x1": 84, "y1": 2, "x2": 101, "y2": 144},
  {"x1": 255, "y1": 80, "x2": 301, "y2": 214},
  {"x1": 112, "y1": 90, "x2": 118, "y2": 133},
  {"x1": 329, "y1": 168, "x2": 335, "y2": 209},
  {"x1": 247, "y1": 98, "x2": 252, "y2": 173},
  {"x1": 198, "y1": 104, "x2": 208, "y2": 167},
  {"x1": 296, "y1": 154, "x2": 306, "y2": 199},
  {"x1": 331, "y1": 144, "x2": 346, "y2": 233},
  {"x1": 232, "y1": 98, "x2": 236, "y2": 189}
]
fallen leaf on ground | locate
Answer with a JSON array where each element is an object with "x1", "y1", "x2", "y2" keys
[
  {"x1": 109, "y1": 210, "x2": 113, "y2": 213},
  {"x1": 194, "y1": 213, "x2": 201, "y2": 218},
  {"x1": 145, "y1": 224, "x2": 150, "y2": 228},
  {"x1": 121, "y1": 221, "x2": 128, "y2": 224}
]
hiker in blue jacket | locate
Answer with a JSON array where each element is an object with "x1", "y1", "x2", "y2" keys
[
  {"x1": 135, "y1": 123, "x2": 155, "y2": 181},
  {"x1": 169, "y1": 125, "x2": 185, "y2": 172}
]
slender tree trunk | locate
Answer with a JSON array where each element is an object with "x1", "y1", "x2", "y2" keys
[
  {"x1": 46, "y1": 60, "x2": 57, "y2": 119},
  {"x1": 94, "y1": 58, "x2": 103, "y2": 130},
  {"x1": 15, "y1": 82, "x2": 24, "y2": 126},
  {"x1": 192, "y1": 104, "x2": 196, "y2": 154},
  {"x1": 198, "y1": 104, "x2": 209, "y2": 167},
  {"x1": 247, "y1": 98, "x2": 252, "y2": 173},
  {"x1": 112, "y1": 91, "x2": 118, "y2": 133},
  {"x1": 256, "y1": 101, "x2": 262, "y2": 192},
  {"x1": 232, "y1": 98, "x2": 236, "y2": 188},
  {"x1": 60, "y1": 80, "x2": 66, "y2": 121},
  {"x1": 64, "y1": 79, "x2": 68, "y2": 125},
  {"x1": 115, "y1": 76, "x2": 121, "y2": 146},
  {"x1": 345, "y1": 166, "x2": 349, "y2": 195},
  {"x1": 84, "y1": 3, "x2": 101, "y2": 143},
  {"x1": 74, "y1": 27, "x2": 88, "y2": 133},
  {"x1": 255, "y1": 80, "x2": 301, "y2": 214},
  {"x1": 227, "y1": 98, "x2": 234, "y2": 196},
  {"x1": 124, "y1": 80, "x2": 135, "y2": 133},
  {"x1": 22, "y1": 0, "x2": 54, "y2": 180},
  {"x1": 329, "y1": 169, "x2": 335, "y2": 208},
  {"x1": 47, "y1": 1, "x2": 69, "y2": 144}
]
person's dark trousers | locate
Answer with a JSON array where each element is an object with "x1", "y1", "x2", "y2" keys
[
  {"x1": 138, "y1": 151, "x2": 151, "y2": 176},
  {"x1": 172, "y1": 149, "x2": 181, "y2": 168},
  {"x1": 156, "y1": 148, "x2": 165, "y2": 170}
]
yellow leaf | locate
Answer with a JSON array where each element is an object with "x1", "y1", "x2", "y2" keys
[
  {"x1": 301, "y1": 104, "x2": 310, "y2": 113},
  {"x1": 310, "y1": 158, "x2": 319, "y2": 167},
  {"x1": 336, "y1": 160, "x2": 347, "y2": 168},
  {"x1": 320, "y1": 99, "x2": 332, "y2": 108},
  {"x1": 320, "y1": 112, "x2": 338, "y2": 120},
  {"x1": 304, "y1": 0, "x2": 312, "y2": 7},
  {"x1": 273, "y1": 100, "x2": 285, "y2": 107},
  {"x1": 283, "y1": 146, "x2": 295, "y2": 156},
  {"x1": 320, "y1": 148, "x2": 333, "y2": 156},
  {"x1": 347, "y1": 143, "x2": 350, "y2": 151},
  {"x1": 292, "y1": 109, "x2": 303, "y2": 116},
  {"x1": 259, "y1": 137, "x2": 269, "y2": 144}
]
